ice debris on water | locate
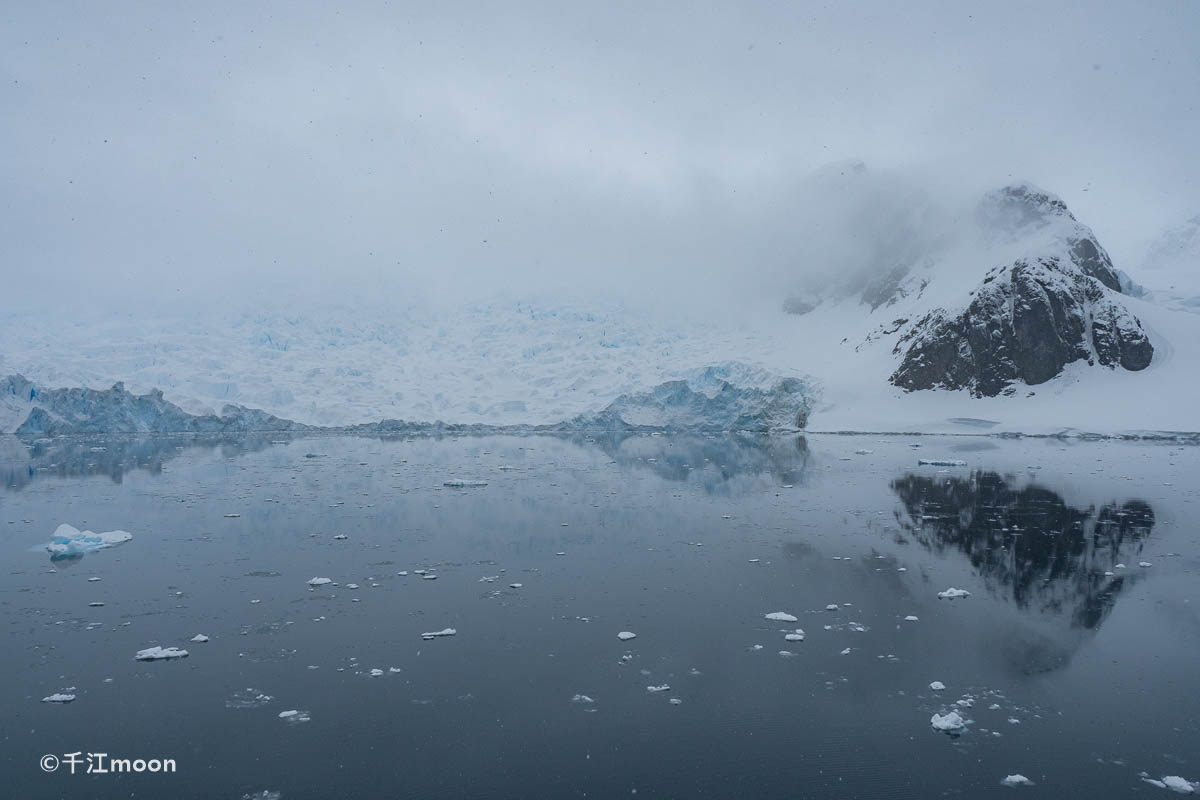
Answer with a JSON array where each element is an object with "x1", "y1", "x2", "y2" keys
[
  {"x1": 1000, "y1": 775, "x2": 1035, "y2": 787},
  {"x1": 45, "y1": 524, "x2": 132, "y2": 556},
  {"x1": 307, "y1": 577, "x2": 332, "y2": 586},
  {"x1": 764, "y1": 612, "x2": 798, "y2": 622},
  {"x1": 42, "y1": 693, "x2": 76, "y2": 703},
  {"x1": 646, "y1": 685, "x2": 670, "y2": 693},
  {"x1": 190, "y1": 634, "x2": 209, "y2": 643},
  {"x1": 421, "y1": 628, "x2": 457, "y2": 639},
  {"x1": 784, "y1": 630, "x2": 805, "y2": 642},
  {"x1": 937, "y1": 588, "x2": 971, "y2": 599},
  {"x1": 571, "y1": 694, "x2": 595, "y2": 704},
  {"x1": 278, "y1": 709, "x2": 311, "y2": 723},
  {"x1": 135, "y1": 646, "x2": 189, "y2": 661},
  {"x1": 904, "y1": 615, "x2": 919, "y2": 621},
  {"x1": 918, "y1": 459, "x2": 967, "y2": 467},
  {"x1": 1158, "y1": 776, "x2": 1197, "y2": 794},
  {"x1": 444, "y1": 480, "x2": 488, "y2": 488},
  {"x1": 930, "y1": 681, "x2": 946, "y2": 691},
  {"x1": 617, "y1": 631, "x2": 637, "y2": 641},
  {"x1": 930, "y1": 710, "x2": 966, "y2": 732}
]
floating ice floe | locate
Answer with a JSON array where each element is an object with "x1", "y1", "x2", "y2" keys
[
  {"x1": 444, "y1": 480, "x2": 488, "y2": 488},
  {"x1": 825, "y1": 604, "x2": 840, "y2": 611},
  {"x1": 669, "y1": 698, "x2": 683, "y2": 705},
  {"x1": 646, "y1": 685, "x2": 670, "y2": 693},
  {"x1": 778, "y1": 650, "x2": 796, "y2": 657},
  {"x1": 617, "y1": 631, "x2": 637, "y2": 641},
  {"x1": 1000, "y1": 774, "x2": 1034, "y2": 787},
  {"x1": 764, "y1": 612, "x2": 798, "y2": 622},
  {"x1": 1159, "y1": 776, "x2": 1197, "y2": 794},
  {"x1": 42, "y1": 693, "x2": 76, "y2": 703},
  {"x1": 904, "y1": 615, "x2": 919, "y2": 621},
  {"x1": 855, "y1": 449, "x2": 873, "y2": 455},
  {"x1": 307, "y1": 577, "x2": 333, "y2": 586},
  {"x1": 930, "y1": 710, "x2": 966, "y2": 732},
  {"x1": 278, "y1": 709, "x2": 310, "y2": 723},
  {"x1": 135, "y1": 646, "x2": 189, "y2": 661},
  {"x1": 784, "y1": 630, "x2": 805, "y2": 642},
  {"x1": 1139, "y1": 561, "x2": 1153, "y2": 568},
  {"x1": 930, "y1": 681, "x2": 946, "y2": 691},
  {"x1": 571, "y1": 694, "x2": 595, "y2": 704},
  {"x1": 840, "y1": 647, "x2": 852, "y2": 655},
  {"x1": 45, "y1": 524, "x2": 132, "y2": 557},
  {"x1": 509, "y1": 583, "x2": 522, "y2": 589},
  {"x1": 190, "y1": 634, "x2": 209, "y2": 643},
  {"x1": 369, "y1": 669, "x2": 384, "y2": 677},
  {"x1": 937, "y1": 588, "x2": 971, "y2": 600},
  {"x1": 918, "y1": 459, "x2": 967, "y2": 467},
  {"x1": 421, "y1": 628, "x2": 457, "y2": 639}
]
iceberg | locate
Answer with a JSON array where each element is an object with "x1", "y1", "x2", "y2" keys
[{"x1": 45, "y1": 524, "x2": 132, "y2": 557}]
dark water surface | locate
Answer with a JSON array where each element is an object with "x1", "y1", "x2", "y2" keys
[{"x1": 1, "y1": 433, "x2": 1197, "y2": 799}]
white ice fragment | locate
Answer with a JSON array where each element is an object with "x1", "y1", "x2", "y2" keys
[
  {"x1": 918, "y1": 459, "x2": 967, "y2": 466},
  {"x1": 784, "y1": 630, "x2": 805, "y2": 642},
  {"x1": 617, "y1": 631, "x2": 637, "y2": 641},
  {"x1": 1161, "y1": 777, "x2": 1196, "y2": 794},
  {"x1": 840, "y1": 647, "x2": 851, "y2": 655},
  {"x1": 346, "y1": 583, "x2": 359, "y2": 589},
  {"x1": 937, "y1": 588, "x2": 971, "y2": 599},
  {"x1": 369, "y1": 669, "x2": 384, "y2": 677},
  {"x1": 42, "y1": 693, "x2": 76, "y2": 703},
  {"x1": 1000, "y1": 775, "x2": 1034, "y2": 787},
  {"x1": 1139, "y1": 561, "x2": 1153, "y2": 568},
  {"x1": 135, "y1": 646, "x2": 189, "y2": 661},
  {"x1": 929, "y1": 681, "x2": 946, "y2": 691},
  {"x1": 307, "y1": 577, "x2": 332, "y2": 586},
  {"x1": 45, "y1": 524, "x2": 132, "y2": 556},
  {"x1": 571, "y1": 694, "x2": 595, "y2": 704},
  {"x1": 904, "y1": 615, "x2": 919, "y2": 621},
  {"x1": 1114, "y1": 563, "x2": 1126, "y2": 569},
  {"x1": 646, "y1": 685, "x2": 670, "y2": 693},
  {"x1": 778, "y1": 650, "x2": 796, "y2": 657},
  {"x1": 422, "y1": 574, "x2": 438, "y2": 580},
  {"x1": 333, "y1": 534, "x2": 348, "y2": 540},
  {"x1": 930, "y1": 710, "x2": 966, "y2": 732},
  {"x1": 190, "y1": 634, "x2": 209, "y2": 643},
  {"x1": 278, "y1": 709, "x2": 310, "y2": 723},
  {"x1": 669, "y1": 698, "x2": 683, "y2": 705},
  {"x1": 509, "y1": 583, "x2": 523, "y2": 589},
  {"x1": 444, "y1": 480, "x2": 488, "y2": 488},
  {"x1": 825, "y1": 604, "x2": 839, "y2": 611},
  {"x1": 765, "y1": 612, "x2": 798, "y2": 622},
  {"x1": 421, "y1": 628, "x2": 457, "y2": 639}
]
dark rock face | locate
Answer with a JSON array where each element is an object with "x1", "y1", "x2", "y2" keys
[{"x1": 891, "y1": 257, "x2": 1153, "y2": 396}]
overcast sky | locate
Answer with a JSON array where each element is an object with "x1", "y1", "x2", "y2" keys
[{"x1": 2, "y1": 1, "x2": 1198, "y2": 310}]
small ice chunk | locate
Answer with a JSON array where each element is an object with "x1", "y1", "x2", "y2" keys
[
  {"x1": 190, "y1": 634, "x2": 209, "y2": 643},
  {"x1": 918, "y1": 459, "x2": 967, "y2": 466},
  {"x1": 825, "y1": 604, "x2": 839, "y2": 611},
  {"x1": 1161, "y1": 777, "x2": 1195, "y2": 794},
  {"x1": 307, "y1": 577, "x2": 332, "y2": 586},
  {"x1": 929, "y1": 681, "x2": 946, "y2": 691},
  {"x1": 904, "y1": 615, "x2": 919, "y2": 621},
  {"x1": 937, "y1": 588, "x2": 971, "y2": 599},
  {"x1": 278, "y1": 709, "x2": 310, "y2": 723},
  {"x1": 444, "y1": 480, "x2": 488, "y2": 488},
  {"x1": 1114, "y1": 563, "x2": 1126, "y2": 569},
  {"x1": 840, "y1": 647, "x2": 851, "y2": 655},
  {"x1": 422, "y1": 574, "x2": 438, "y2": 580},
  {"x1": 42, "y1": 693, "x2": 76, "y2": 703},
  {"x1": 930, "y1": 710, "x2": 966, "y2": 732},
  {"x1": 784, "y1": 630, "x2": 805, "y2": 642},
  {"x1": 1139, "y1": 561, "x2": 1153, "y2": 568},
  {"x1": 765, "y1": 612, "x2": 798, "y2": 622},
  {"x1": 617, "y1": 631, "x2": 637, "y2": 641},
  {"x1": 778, "y1": 650, "x2": 796, "y2": 657},
  {"x1": 346, "y1": 583, "x2": 359, "y2": 589},
  {"x1": 669, "y1": 698, "x2": 683, "y2": 705},
  {"x1": 571, "y1": 694, "x2": 595, "y2": 704},
  {"x1": 421, "y1": 628, "x2": 457, "y2": 639},
  {"x1": 369, "y1": 669, "x2": 384, "y2": 677},
  {"x1": 509, "y1": 583, "x2": 523, "y2": 589},
  {"x1": 333, "y1": 534, "x2": 348, "y2": 540},
  {"x1": 1000, "y1": 775, "x2": 1034, "y2": 787},
  {"x1": 135, "y1": 646, "x2": 189, "y2": 661},
  {"x1": 646, "y1": 685, "x2": 670, "y2": 693}
]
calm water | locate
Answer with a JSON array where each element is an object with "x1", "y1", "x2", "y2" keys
[{"x1": 1, "y1": 433, "x2": 1197, "y2": 799}]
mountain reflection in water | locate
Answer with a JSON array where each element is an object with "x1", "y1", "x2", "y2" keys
[{"x1": 892, "y1": 471, "x2": 1154, "y2": 631}]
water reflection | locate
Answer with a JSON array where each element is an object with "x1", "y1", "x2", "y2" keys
[
  {"x1": 585, "y1": 432, "x2": 811, "y2": 490},
  {"x1": 892, "y1": 471, "x2": 1154, "y2": 631},
  {"x1": 0, "y1": 434, "x2": 285, "y2": 491}
]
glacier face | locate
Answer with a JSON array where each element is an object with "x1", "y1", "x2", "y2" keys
[{"x1": 1, "y1": 362, "x2": 817, "y2": 436}]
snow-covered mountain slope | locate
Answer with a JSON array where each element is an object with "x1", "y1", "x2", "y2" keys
[
  {"x1": 1, "y1": 184, "x2": 1197, "y2": 437},
  {"x1": 1137, "y1": 214, "x2": 1200, "y2": 313}
]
